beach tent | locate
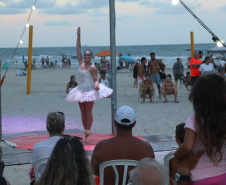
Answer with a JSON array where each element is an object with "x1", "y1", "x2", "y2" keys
[{"x1": 207, "y1": 47, "x2": 226, "y2": 54}]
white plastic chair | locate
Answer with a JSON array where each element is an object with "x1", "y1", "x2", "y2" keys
[
  {"x1": 99, "y1": 159, "x2": 139, "y2": 185},
  {"x1": 34, "y1": 157, "x2": 49, "y2": 181},
  {"x1": 164, "y1": 152, "x2": 174, "y2": 171}
]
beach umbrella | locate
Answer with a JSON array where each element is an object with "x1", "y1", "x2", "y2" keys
[
  {"x1": 120, "y1": 56, "x2": 136, "y2": 63},
  {"x1": 95, "y1": 49, "x2": 119, "y2": 57}
]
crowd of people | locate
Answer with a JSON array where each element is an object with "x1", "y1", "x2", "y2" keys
[
  {"x1": 131, "y1": 50, "x2": 222, "y2": 104},
  {"x1": 3, "y1": 73, "x2": 225, "y2": 185}
]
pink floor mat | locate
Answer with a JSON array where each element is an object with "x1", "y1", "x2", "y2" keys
[{"x1": 6, "y1": 133, "x2": 146, "y2": 151}]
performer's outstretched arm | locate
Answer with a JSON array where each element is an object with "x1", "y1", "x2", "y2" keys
[{"x1": 77, "y1": 27, "x2": 83, "y2": 65}]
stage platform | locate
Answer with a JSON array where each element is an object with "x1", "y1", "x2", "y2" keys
[{"x1": 1, "y1": 128, "x2": 177, "y2": 166}]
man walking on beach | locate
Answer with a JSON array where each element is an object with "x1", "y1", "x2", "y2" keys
[
  {"x1": 173, "y1": 58, "x2": 184, "y2": 88},
  {"x1": 190, "y1": 51, "x2": 202, "y2": 85},
  {"x1": 147, "y1": 52, "x2": 165, "y2": 96},
  {"x1": 91, "y1": 106, "x2": 155, "y2": 185}
]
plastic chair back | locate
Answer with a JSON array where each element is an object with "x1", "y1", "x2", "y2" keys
[
  {"x1": 164, "y1": 152, "x2": 174, "y2": 171},
  {"x1": 99, "y1": 159, "x2": 139, "y2": 185},
  {"x1": 34, "y1": 157, "x2": 49, "y2": 181}
]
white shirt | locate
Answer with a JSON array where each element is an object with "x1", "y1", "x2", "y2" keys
[
  {"x1": 220, "y1": 60, "x2": 226, "y2": 67},
  {"x1": 31, "y1": 136, "x2": 61, "y2": 178},
  {"x1": 100, "y1": 78, "x2": 109, "y2": 87},
  {"x1": 199, "y1": 63, "x2": 214, "y2": 75}
]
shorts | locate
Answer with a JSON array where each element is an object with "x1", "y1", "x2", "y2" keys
[
  {"x1": 174, "y1": 74, "x2": 182, "y2": 81},
  {"x1": 151, "y1": 73, "x2": 161, "y2": 86},
  {"x1": 191, "y1": 76, "x2": 199, "y2": 84}
]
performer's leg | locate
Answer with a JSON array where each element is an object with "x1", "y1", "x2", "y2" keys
[
  {"x1": 84, "y1": 101, "x2": 94, "y2": 142},
  {"x1": 78, "y1": 102, "x2": 87, "y2": 130},
  {"x1": 84, "y1": 101, "x2": 94, "y2": 130}
]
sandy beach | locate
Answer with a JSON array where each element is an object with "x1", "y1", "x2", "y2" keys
[{"x1": 1, "y1": 66, "x2": 194, "y2": 184}]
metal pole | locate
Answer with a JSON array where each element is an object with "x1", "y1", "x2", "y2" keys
[
  {"x1": 190, "y1": 32, "x2": 194, "y2": 58},
  {"x1": 27, "y1": 26, "x2": 33, "y2": 94},
  {"x1": 0, "y1": 61, "x2": 2, "y2": 141},
  {"x1": 109, "y1": 0, "x2": 117, "y2": 134}
]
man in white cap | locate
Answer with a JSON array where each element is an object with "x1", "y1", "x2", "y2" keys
[{"x1": 91, "y1": 106, "x2": 155, "y2": 185}]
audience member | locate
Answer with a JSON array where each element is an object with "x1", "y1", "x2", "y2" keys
[
  {"x1": 99, "y1": 71, "x2": 109, "y2": 87},
  {"x1": 129, "y1": 158, "x2": 169, "y2": 185},
  {"x1": 175, "y1": 74, "x2": 226, "y2": 184},
  {"x1": 199, "y1": 56, "x2": 214, "y2": 76},
  {"x1": 30, "y1": 112, "x2": 65, "y2": 183},
  {"x1": 138, "y1": 57, "x2": 147, "y2": 82},
  {"x1": 173, "y1": 58, "x2": 184, "y2": 88},
  {"x1": 190, "y1": 51, "x2": 202, "y2": 86},
  {"x1": 131, "y1": 59, "x2": 139, "y2": 88},
  {"x1": 219, "y1": 58, "x2": 226, "y2": 72},
  {"x1": 159, "y1": 59, "x2": 166, "y2": 83},
  {"x1": 66, "y1": 75, "x2": 78, "y2": 94},
  {"x1": 91, "y1": 106, "x2": 155, "y2": 185},
  {"x1": 169, "y1": 123, "x2": 185, "y2": 185},
  {"x1": 141, "y1": 73, "x2": 153, "y2": 104},
  {"x1": 148, "y1": 52, "x2": 166, "y2": 96},
  {"x1": 36, "y1": 136, "x2": 94, "y2": 185},
  {"x1": 129, "y1": 150, "x2": 205, "y2": 185},
  {"x1": 161, "y1": 74, "x2": 179, "y2": 103},
  {"x1": 0, "y1": 146, "x2": 10, "y2": 185},
  {"x1": 183, "y1": 72, "x2": 191, "y2": 90},
  {"x1": 199, "y1": 51, "x2": 203, "y2": 60},
  {"x1": 41, "y1": 57, "x2": 45, "y2": 68}
]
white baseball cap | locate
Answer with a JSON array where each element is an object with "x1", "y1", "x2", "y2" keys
[{"x1": 115, "y1": 106, "x2": 135, "y2": 126}]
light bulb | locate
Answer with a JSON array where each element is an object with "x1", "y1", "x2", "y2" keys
[
  {"x1": 32, "y1": 5, "x2": 36, "y2": 10},
  {"x1": 26, "y1": 23, "x2": 29, "y2": 27},
  {"x1": 19, "y1": 40, "x2": 23, "y2": 44},
  {"x1": 217, "y1": 40, "x2": 224, "y2": 47},
  {"x1": 172, "y1": 0, "x2": 180, "y2": 5}
]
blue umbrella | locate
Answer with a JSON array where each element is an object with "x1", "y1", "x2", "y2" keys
[
  {"x1": 120, "y1": 56, "x2": 136, "y2": 63},
  {"x1": 71, "y1": 52, "x2": 95, "y2": 59}
]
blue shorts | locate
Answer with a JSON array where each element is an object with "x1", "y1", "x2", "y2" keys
[{"x1": 151, "y1": 73, "x2": 161, "y2": 86}]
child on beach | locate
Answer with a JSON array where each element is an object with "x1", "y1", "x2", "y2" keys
[
  {"x1": 169, "y1": 123, "x2": 185, "y2": 185},
  {"x1": 174, "y1": 74, "x2": 226, "y2": 185},
  {"x1": 161, "y1": 74, "x2": 179, "y2": 103},
  {"x1": 141, "y1": 73, "x2": 153, "y2": 103},
  {"x1": 183, "y1": 72, "x2": 191, "y2": 90},
  {"x1": 99, "y1": 70, "x2": 109, "y2": 87}
]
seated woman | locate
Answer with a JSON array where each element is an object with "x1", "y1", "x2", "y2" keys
[
  {"x1": 30, "y1": 112, "x2": 65, "y2": 183},
  {"x1": 66, "y1": 75, "x2": 78, "y2": 94},
  {"x1": 161, "y1": 74, "x2": 179, "y2": 103},
  {"x1": 35, "y1": 136, "x2": 94, "y2": 185},
  {"x1": 199, "y1": 56, "x2": 214, "y2": 76}
]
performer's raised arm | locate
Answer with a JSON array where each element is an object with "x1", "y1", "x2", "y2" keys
[{"x1": 77, "y1": 27, "x2": 83, "y2": 65}]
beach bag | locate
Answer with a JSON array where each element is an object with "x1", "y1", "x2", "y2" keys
[{"x1": 159, "y1": 71, "x2": 166, "y2": 79}]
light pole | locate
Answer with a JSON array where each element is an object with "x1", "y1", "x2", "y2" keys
[{"x1": 172, "y1": 0, "x2": 226, "y2": 48}]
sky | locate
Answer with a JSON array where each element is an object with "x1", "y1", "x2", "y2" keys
[{"x1": 0, "y1": 0, "x2": 226, "y2": 48}]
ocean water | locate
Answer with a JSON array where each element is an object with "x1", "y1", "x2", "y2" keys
[{"x1": 0, "y1": 43, "x2": 216, "y2": 68}]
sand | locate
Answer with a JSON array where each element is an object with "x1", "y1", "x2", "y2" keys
[{"x1": 1, "y1": 66, "x2": 194, "y2": 185}]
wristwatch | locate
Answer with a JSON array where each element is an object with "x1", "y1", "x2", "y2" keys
[{"x1": 175, "y1": 173, "x2": 190, "y2": 182}]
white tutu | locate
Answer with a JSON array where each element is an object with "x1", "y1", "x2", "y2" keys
[{"x1": 66, "y1": 83, "x2": 113, "y2": 103}]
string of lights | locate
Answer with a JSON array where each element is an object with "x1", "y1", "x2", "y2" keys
[
  {"x1": 1, "y1": 0, "x2": 37, "y2": 86},
  {"x1": 172, "y1": 0, "x2": 226, "y2": 48}
]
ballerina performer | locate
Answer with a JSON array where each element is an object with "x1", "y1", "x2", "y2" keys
[{"x1": 66, "y1": 27, "x2": 113, "y2": 143}]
